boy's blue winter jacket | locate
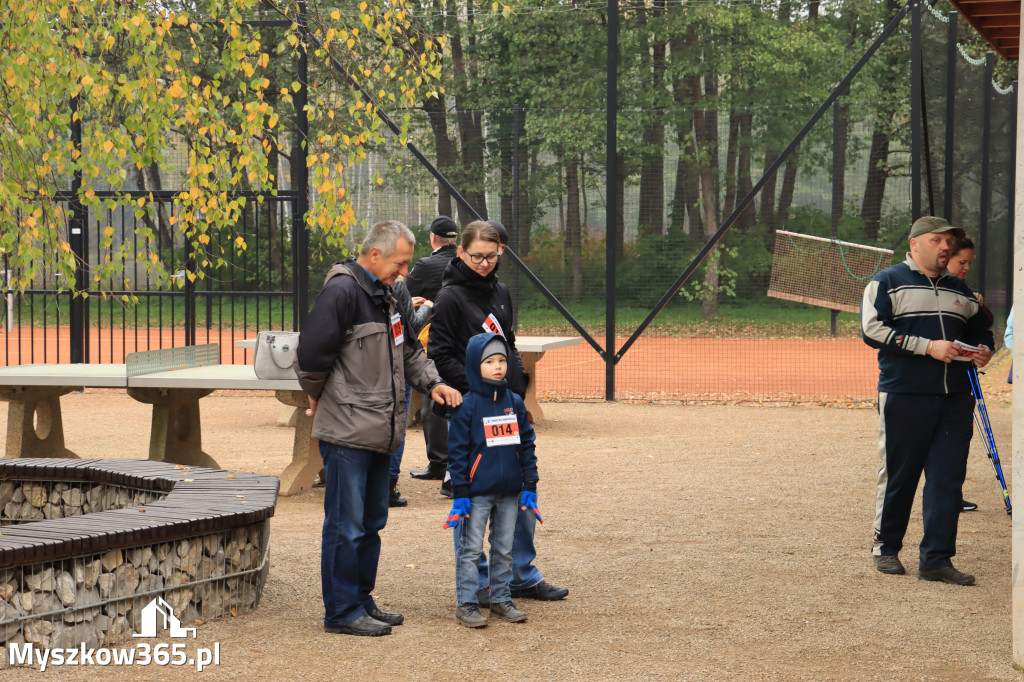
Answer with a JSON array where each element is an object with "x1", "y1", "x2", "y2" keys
[{"x1": 447, "y1": 332, "x2": 538, "y2": 499}]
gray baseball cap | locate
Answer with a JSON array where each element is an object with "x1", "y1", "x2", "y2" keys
[{"x1": 909, "y1": 216, "x2": 966, "y2": 240}]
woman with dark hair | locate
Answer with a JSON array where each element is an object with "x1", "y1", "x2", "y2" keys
[
  {"x1": 428, "y1": 220, "x2": 569, "y2": 603},
  {"x1": 947, "y1": 234, "x2": 991, "y2": 514}
]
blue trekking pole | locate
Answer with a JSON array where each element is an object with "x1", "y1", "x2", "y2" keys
[{"x1": 967, "y1": 366, "x2": 1012, "y2": 515}]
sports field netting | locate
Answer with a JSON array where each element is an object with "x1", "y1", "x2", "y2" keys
[
  {"x1": 767, "y1": 231, "x2": 894, "y2": 314},
  {"x1": 1, "y1": 0, "x2": 1013, "y2": 407}
]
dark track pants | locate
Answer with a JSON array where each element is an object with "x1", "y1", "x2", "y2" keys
[
  {"x1": 419, "y1": 391, "x2": 449, "y2": 469},
  {"x1": 872, "y1": 390, "x2": 974, "y2": 570}
]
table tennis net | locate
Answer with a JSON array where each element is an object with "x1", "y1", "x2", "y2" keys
[{"x1": 767, "y1": 230, "x2": 893, "y2": 314}]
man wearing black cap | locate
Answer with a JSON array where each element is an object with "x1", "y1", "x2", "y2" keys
[
  {"x1": 861, "y1": 216, "x2": 994, "y2": 586},
  {"x1": 408, "y1": 216, "x2": 460, "y2": 481}
]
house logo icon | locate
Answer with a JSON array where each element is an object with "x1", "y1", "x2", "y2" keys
[{"x1": 133, "y1": 597, "x2": 197, "y2": 639}]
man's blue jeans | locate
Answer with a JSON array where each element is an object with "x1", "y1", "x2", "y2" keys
[
  {"x1": 320, "y1": 441, "x2": 390, "y2": 627},
  {"x1": 389, "y1": 383, "x2": 413, "y2": 481},
  {"x1": 452, "y1": 501, "x2": 544, "y2": 591},
  {"x1": 455, "y1": 494, "x2": 518, "y2": 605}
]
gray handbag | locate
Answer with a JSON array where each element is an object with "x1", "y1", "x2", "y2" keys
[{"x1": 253, "y1": 331, "x2": 300, "y2": 380}]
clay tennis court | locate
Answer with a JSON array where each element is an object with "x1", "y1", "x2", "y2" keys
[{"x1": 0, "y1": 328, "x2": 879, "y2": 403}]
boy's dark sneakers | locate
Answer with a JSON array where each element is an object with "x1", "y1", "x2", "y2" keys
[
  {"x1": 456, "y1": 604, "x2": 488, "y2": 628},
  {"x1": 490, "y1": 601, "x2": 527, "y2": 623},
  {"x1": 476, "y1": 586, "x2": 491, "y2": 608},
  {"x1": 367, "y1": 607, "x2": 404, "y2": 626},
  {"x1": 873, "y1": 554, "x2": 906, "y2": 575},
  {"x1": 510, "y1": 580, "x2": 569, "y2": 600},
  {"x1": 961, "y1": 499, "x2": 978, "y2": 512},
  {"x1": 917, "y1": 565, "x2": 975, "y2": 586},
  {"x1": 324, "y1": 614, "x2": 391, "y2": 636}
]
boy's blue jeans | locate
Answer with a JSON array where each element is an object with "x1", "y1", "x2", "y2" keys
[
  {"x1": 320, "y1": 441, "x2": 389, "y2": 627},
  {"x1": 455, "y1": 494, "x2": 518, "y2": 605},
  {"x1": 452, "y1": 499, "x2": 543, "y2": 594}
]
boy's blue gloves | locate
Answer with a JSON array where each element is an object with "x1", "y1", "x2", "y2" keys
[
  {"x1": 520, "y1": 490, "x2": 543, "y2": 524},
  {"x1": 444, "y1": 497, "x2": 471, "y2": 529}
]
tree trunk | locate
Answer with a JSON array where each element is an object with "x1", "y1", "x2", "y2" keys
[
  {"x1": 565, "y1": 158, "x2": 583, "y2": 302},
  {"x1": 861, "y1": 127, "x2": 890, "y2": 242},
  {"x1": 777, "y1": 153, "x2": 799, "y2": 226},
  {"x1": 424, "y1": 94, "x2": 456, "y2": 220},
  {"x1": 690, "y1": 73, "x2": 720, "y2": 318},
  {"x1": 759, "y1": 149, "x2": 779, "y2": 229},
  {"x1": 637, "y1": 2, "x2": 667, "y2": 238},
  {"x1": 736, "y1": 112, "x2": 754, "y2": 231},
  {"x1": 449, "y1": 1, "x2": 487, "y2": 222},
  {"x1": 723, "y1": 112, "x2": 739, "y2": 219}
]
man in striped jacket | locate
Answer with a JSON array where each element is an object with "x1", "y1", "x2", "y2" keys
[{"x1": 861, "y1": 216, "x2": 994, "y2": 586}]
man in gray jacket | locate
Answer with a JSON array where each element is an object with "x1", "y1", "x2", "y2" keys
[{"x1": 296, "y1": 220, "x2": 462, "y2": 637}]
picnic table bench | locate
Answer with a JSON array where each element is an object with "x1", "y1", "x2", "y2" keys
[
  {"x1": 0, "y1": 345, "x2": 322, "y2": 497},
  {"x1": 0, "y1": 335, "x2": 582, "y2": 497},
  {"x1": 236, "y1": 334, "x2": 582, "y2": 423}
]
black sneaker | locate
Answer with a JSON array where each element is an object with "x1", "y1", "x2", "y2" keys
[
  {"x1": 440, "y1": 479, "x2": 453, "y2": 498},
  {"x1": 456, "y1": 604, "x2": 488, "y2": 628},
  {"x1": 490, "y1": 600, "x2": 527, "y2": 623},
  {"x1": 961, "y1": 500, "x2": 978, "y2": 512},
  {"x1": 873, "y1": 554, "x2": 906, "y2": 575},
  {"x1": 917, "y1": 565, "x2": 975, "y2": 586},
  {"x1": 367, "y1": 607, "x2": 404, "y2": 626},
  {"x1": 324, "y1": 614, "x2": 391, "y2": 636},
  {"x1": 510, "y1": 580, "x2": 568, "y2": 601}
]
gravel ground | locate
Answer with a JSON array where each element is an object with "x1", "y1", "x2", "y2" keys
[{"x1": 2, "y1": 376, "x2": 1022, "y2": 680}]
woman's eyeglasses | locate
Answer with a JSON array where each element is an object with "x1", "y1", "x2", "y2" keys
[{"x1": 466, "y1": 252, "x2": 499, "y2": 264}]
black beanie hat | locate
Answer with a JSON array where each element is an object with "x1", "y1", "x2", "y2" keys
[{"x1": 486, "y1": 220, "x2": 509, "y2": 246}]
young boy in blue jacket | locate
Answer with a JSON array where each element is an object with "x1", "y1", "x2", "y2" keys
[{"x1": 444, "y1": 332, "x2": 541, "y2": 628}]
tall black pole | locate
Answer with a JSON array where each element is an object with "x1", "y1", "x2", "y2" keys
[
  {"x1": 294, "y1": 1, "x2": 310, "y2": 328},
  {"x1": 512, "y1": 104, "x2": 521, "y2": 330},
  {"x1": 831, "y1": 98, "x2": 841, "y2": 338},
  {"x1": 944, "y1": 11, "x2": 957, "y2": 219},
  {"x1": 979, "y1": 52, "x2": 994, "y2": 299},
  {"x1": 69, "y1": 94, "x2": 86, "y2": 363},
  {"x1": 1008, "y1": 81, "x2": 1018, "y2": 313},
  {"x1": 605, "y1": 0, "x2": 617, "y2": 402},
  {"x1": 911, "y1": 0, "x2": 922, "y2": 219}
]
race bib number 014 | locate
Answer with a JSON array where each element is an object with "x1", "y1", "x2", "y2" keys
[{"x1": 483, "y1": 414, "x2": 520, "y2": 446}]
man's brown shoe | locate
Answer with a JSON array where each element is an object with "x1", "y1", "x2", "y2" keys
[
  {"x1": 873, "y1": 554, "x2": 906, "y2": 575},
  {"x1": 917, "y1": 565, "x2": 975, "y2": 586}
]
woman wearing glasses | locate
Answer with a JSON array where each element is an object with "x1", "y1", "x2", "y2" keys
[
  {"x1": 428, "y1": 220, "x2": 529, "y2": 399},
  {"x1": 428, "y1": 219, "x2": 570, "y2": 605}
]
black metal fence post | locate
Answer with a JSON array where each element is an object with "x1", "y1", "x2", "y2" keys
[
  {"x1": 294, "y1": 1, "x2": 310, "y2": 328},
  {"x1": 979, "y1": 52, "x2": 994, "y2": 298},
  {"x1": 511, "y1": 104, "x2": 521, "y2": 330},
  {"x1": 605, "y1": 0, "x2": 618, "y2": 402},
  {"x1": 1008, "y1": 81, "x2": 1018, "y2": 309},
  {"x1": 831, "y1": 98, "x2": 841, "y2": 337},
  {"x1": 945, "y1": 11, "x2": 958, "y2": 219},
  {"x1": 911, "y1": 0, "x2": 922, "y2": 219},
  {"x1": 69, "y1": 94, "x2": 86, "y2": 363}
]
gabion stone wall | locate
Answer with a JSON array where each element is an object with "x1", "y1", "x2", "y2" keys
[{"x1": 0, "y1": 459, "x2": 278, "y2": 665}]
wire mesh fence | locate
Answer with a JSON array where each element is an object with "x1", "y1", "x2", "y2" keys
[{"x1": 1, "y1": 0, "x2": 1015, "y2": 405}]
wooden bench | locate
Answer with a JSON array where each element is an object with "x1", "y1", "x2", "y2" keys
[
  {"x1": 0, "y1": 346, "x2": 321, "y2": 497},
  {"x1": 238, "y1": 335, "x2": 584, "y2": 424}
]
